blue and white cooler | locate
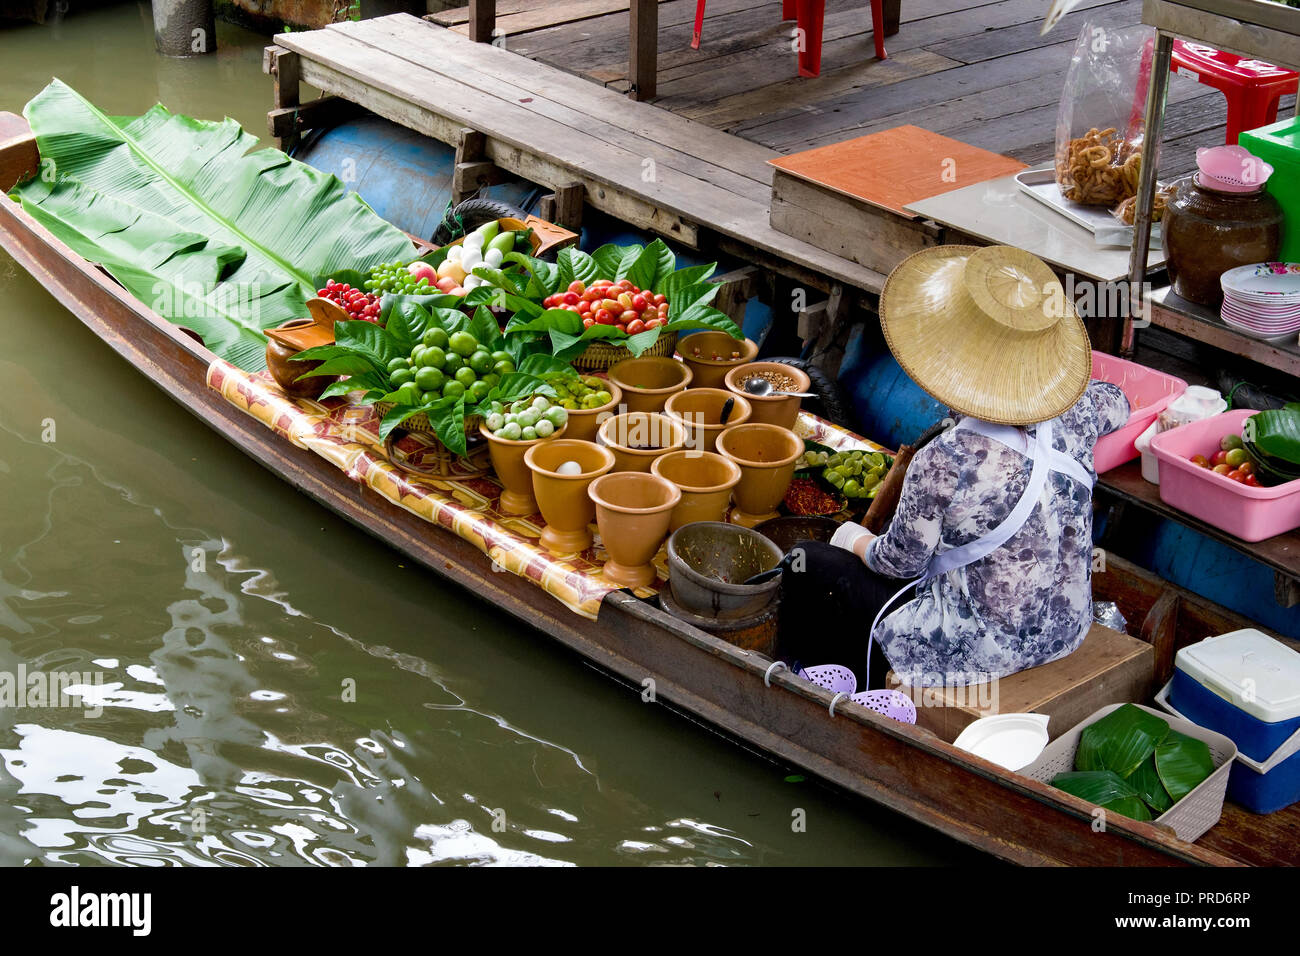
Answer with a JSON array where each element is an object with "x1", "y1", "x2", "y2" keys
[{"x1": 1157, "y1": 629, "x2": 1300, "y2": 815}]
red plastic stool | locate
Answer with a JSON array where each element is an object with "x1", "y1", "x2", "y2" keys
[
  {"x1": 1171, "y1": 40, "x2": 1298, "y2": 144},
  {"x1": 691, "y1": 0, "x2": 886, "y2": 77}
]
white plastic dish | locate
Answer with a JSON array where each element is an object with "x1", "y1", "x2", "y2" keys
[{"x1": 952, "y1": 713, "x2": 1050, "y2": 771}]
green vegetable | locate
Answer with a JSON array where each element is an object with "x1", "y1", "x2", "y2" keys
[{"x1": 1052, "y1": 771, "x2": 1152, "y2": 822}]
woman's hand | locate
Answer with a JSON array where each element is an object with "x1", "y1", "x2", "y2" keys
[{"x1": 829, "y1": 521, "x2": 876, "y2": 561}]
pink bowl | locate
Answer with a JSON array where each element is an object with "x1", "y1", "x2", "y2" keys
[
  {"x1": 1150, "y1": 409, "x2": 1300, "y2": 542},
  {"x1": 1091, "y1": 351, "x2": 1187, "y2": 474}
]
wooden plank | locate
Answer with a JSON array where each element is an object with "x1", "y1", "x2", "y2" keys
[
  {"x1": 467, "y1": 0, "x2": 495, "y2": 42},
  {"x1": 266, "y1": 47, "x2": 302, "y2": 152},
  {"x1": 538, "y1": 181, "x2": 585, "y2": 230},
  {"x1": 266, "y1": 94, "x2": 366, "y2": 139},
  {"x1": 770, "y1": 170, "x2": 942, "y2": 275},
  {"x1": 1147, "y1": 290, "x2": 1300, "y2": 380},
  {"x1": 927, "y1": 0, "x2": 1140, "y2": 65},
  {"x1": 341, "y1": 16, "x2": 776, "y2": 195},
  {"x1": 629, "y1": 0, "x2": 659, "y2": 100},
  {"x1": 431, "y1": 0, "x2": 536, "y2": 26},
  {"x1": 452, "y1": 0, "x2": 671, "y2": 39}
]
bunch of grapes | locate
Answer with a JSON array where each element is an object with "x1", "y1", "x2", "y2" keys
[
  {"x1": 318, "y1": 280, "x2": 381, "y2": 323},
  {"x1": 364, "y1": 262, "x2": 435, "y2": 296}
]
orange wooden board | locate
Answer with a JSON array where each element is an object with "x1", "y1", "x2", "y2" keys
[{"x1": 769, "y1": 125, "x2": 1028, "y2": 219}]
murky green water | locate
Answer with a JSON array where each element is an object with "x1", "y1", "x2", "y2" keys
[{"x1": 0, "y1": 5, "x2": 974, "y2": 865}]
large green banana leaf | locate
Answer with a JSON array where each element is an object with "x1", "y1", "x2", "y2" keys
[{"x1": 12, "y1": 80, "x2": 414, "y2": 371}]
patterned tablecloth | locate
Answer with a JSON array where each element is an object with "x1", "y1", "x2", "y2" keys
[{"x1": 207, "y1": 360, "x2": 886, "y2": 620}]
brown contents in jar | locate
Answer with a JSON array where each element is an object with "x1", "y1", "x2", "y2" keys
[{"x1": 748, "y1": 369, "x2": 796, "y2": 392}]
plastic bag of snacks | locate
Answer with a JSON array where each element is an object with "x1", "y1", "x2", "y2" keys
[{"x1": 1054, "y1": 22, "x2": 1157, "y2": 207}]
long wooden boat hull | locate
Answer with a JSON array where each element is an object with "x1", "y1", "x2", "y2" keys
[{"x1": 0, "y1": 117, "x2": 1253, "y2": 866}]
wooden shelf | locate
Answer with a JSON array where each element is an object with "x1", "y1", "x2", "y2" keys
[
  {"x1": 1098, "y1": 461, "x2": 1300, "y2": 583},
  {"x1": 1145, "y1": 286, "x2": 1300, "y2": 378}
]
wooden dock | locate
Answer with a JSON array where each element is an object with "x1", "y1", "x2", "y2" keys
[{"x1": 435, "y1": 0, "x2": 1293, "y2": 176}]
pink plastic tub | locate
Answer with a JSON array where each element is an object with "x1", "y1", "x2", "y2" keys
[
  {"x1": 1090, "y1": 351, "x2": 1187, "y2": 473},
  {"x1": 1150, "y1": 409, "x2": 1300, "y2": 542}
]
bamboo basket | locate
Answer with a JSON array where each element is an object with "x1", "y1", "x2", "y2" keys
[
  {"x1": 573, "y1": 331, "x2": 678, "y2": 372},
  {"x1": 375, "y1": 403, "x2": 490, "y2": 477}
]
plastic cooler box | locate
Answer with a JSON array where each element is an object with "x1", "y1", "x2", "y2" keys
[
  {"x1": 1090, "y1": 352, "x2": 1186, "y2": 473},
  {"x1": 1240, "y1": 116, "x2": 1300, "y2": 263},
  {"x1": 1157, "y1": 629, "x2": 1300, "y2": 814},
  {"x1": 1149, "y1": 408, "x2": 1300, "y2": 541}
]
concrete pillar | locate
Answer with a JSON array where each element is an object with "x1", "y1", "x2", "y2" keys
[{"x1": 153, "y1": 0, "x2": 217, "y2": 57}]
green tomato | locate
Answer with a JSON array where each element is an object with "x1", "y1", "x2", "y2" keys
[
  {"x1": 419, "y1": 390, "x2": 439, "y2": 405},
  {"x1": 593, "y1": 390, "x2": 612, "y2": 406},
  {"x1": 454, "y1": 366, "x2": 478, "y2": 388},
  {"x1": 441, "y1": 380, "x2": 466, "y2": 401},
  {"x1": 423, "y1": 327, "x2": 450, "y2": 349},
  {"x1": 448, "y1": 330, "x2": 478, "y2": 357},
  {"x1": 409, "y1": 345, "x2": 427, "y2": 366},
  {"x1": 519, "y1": 409, "x2": 540, "y2": 428},
  {"x1": 469, "y1": 350, "x2": 494, "y2": 374},
  {"x1": 825, "y1": 470, "x2": 846, "y2": 488},
  {"x1": 546, "y1": 407, "x2": 568, "y2": 427},
  {"x1": 534, "y1": 418, "x2": 555, "y2": 438},
  {"x1": 414, "y1": 367, "x2": 446, "y2": 391}
]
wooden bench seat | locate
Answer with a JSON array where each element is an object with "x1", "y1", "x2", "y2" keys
[{"x1": 888, "y1": 623, "x2": 1154, "y2": 743}]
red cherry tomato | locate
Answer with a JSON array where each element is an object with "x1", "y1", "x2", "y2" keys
[
  {"x1": 582, "y1": 316, "x2": 595, "y2": 328},
  {"x1": 578, "y1": 300, "x2": 592, "y2": 314},
  {"x1": 1189, "y1": 454, "x2": 1210, "y2": 468},
  {"x1": 595, "y1": 309, "x2": 616, "y2": 325},
  {"x1": 620, "y1": 309, "x2": 639, "y2": 324},
  {"x1": 1210, "y1": 450, "x2": 1229, "y2": 467},
  {"x1": 645, "y1": 318, "x2": 663, "y2": 330},
  {"x1": 568, "y1": 280, "x2": 586, "y2": 295},
  {"x1": 631, "y1": 294, "x2": 648, "y2": 311},
  {"x1": 563, "y1": 291, "x2": 580, "y2": 306},
  {"x1": 1243, "y1": 473, "x2": 1261, "y2": 486},
  {"x1": 626, "y1": 319, "x2": 646, "y2": 335}
]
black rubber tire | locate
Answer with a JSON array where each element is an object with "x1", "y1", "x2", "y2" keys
[
  {"x1": 431, "y1": 197, "x2": 531, "y2": 246},
  {"x1": 764, "y1": 356, "x2": 858, "y2": 432}
]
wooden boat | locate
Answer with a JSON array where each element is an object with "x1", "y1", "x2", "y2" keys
[{"x1": 2, "y1": 114, "x2": 1294, "y2": 867}]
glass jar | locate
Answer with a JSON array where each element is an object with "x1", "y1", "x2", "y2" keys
[{"x1": 1162, "y1": 175, "x2": 1283, "y2": 308}]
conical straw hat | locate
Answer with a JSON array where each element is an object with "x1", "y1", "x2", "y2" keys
[{"x1": 879, "y1": 245, "x2": 1091, "y2": 425}]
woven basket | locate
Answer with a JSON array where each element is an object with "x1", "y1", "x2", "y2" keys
[
  {"x1": 1020, "y1": 702, "x2": 1237, "y2": 843},
  {"x1": 573, "y1": 331, "x2": 678, "y2": 372},
  {"x1": 375, "y1": 402, "x2": 490, "y2": 477}
]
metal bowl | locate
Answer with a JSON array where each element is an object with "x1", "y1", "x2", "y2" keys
[
  {"x1": 752, "y1": 515, "x2": 839, "y2": 553},
  {"x1": 665, "y1": 521, "x2": 784, "y2": 620}
]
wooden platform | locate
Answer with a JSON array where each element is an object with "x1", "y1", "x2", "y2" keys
[
  {"x1": 271, "y1": 13, "x2": 891, "y2": 294},
  {"x1": 465, "y1": 0, "x2": 1294, "y2": 176}
]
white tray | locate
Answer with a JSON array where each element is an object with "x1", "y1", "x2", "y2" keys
[{"x1": 1014, "y1": 168, "x2": 1162, "y2": 247}]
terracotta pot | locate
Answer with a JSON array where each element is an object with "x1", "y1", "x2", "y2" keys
[
  {"x1": 678, "y1": 332, "x2": 759, "y2": 389},
  {"x1": 606, "y1": 356, "x2": 693, "y2": 414},
  {"x1": 588, "y1": 471, "x2": 681, "y2": 588},
  {"x1": 524, "y1": 439, "x2": 616, "y2": 554},
  {"x1": 480, "y1": 420, "x2": 568, "y2": 516},
  {"x1": 664, "y1": 387, "x2": 752, "y2": 454},
  {"x1": 650, "y1": 450, "x2": 742, "y2": 532},
  {"x1": 265, "y1": 319, "x2": 332, "y2": 398},
  {"x1": 725, "y1": 361, "x2": 811, "y2": 430},
  {"x1": 563, "y1": 379, "x2": 623, "y2": 443},
  {"x1": 716, "y1": 423, "x2": 803, "y2": 527},
  {"x1": 596, "y1": 412, "x2": 687, "y2": 473}
]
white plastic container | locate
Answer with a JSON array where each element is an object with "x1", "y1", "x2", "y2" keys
[
  {"x1": 1134, "y1": 420, "x2": 1160, "y2": 483},
  {"x1": 1157, "y1": 385, "x2": 1226, "y2": 432},
  {"x1": 952, "y1": 713, "x2": 1050, "y2": 771}
]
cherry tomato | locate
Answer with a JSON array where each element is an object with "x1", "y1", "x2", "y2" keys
[
  {"x1": 1189, "y1": 454, "x2": 1210, "y2": 468},
  {"x1": 652, "y1": 293, "x2": 666, "y2": 306},
  {"x1": 1210, "y1": 450, "x2": 1229, "y2": 467},
  {"x1": 595, "y1": 309, "x2": 616, "y2": 325},
  {"x1": 645, "y1": 318, "x2": 663, "y2": 330},
  {"x1": 1244, "y1": 473, "x2": 1261, "y2": 486},
  {"x1": 620, "y1": 309, "x2": 639, "y2": 324},
  {"x1": 578, "y1": 300, "x2": 592, "y2": 314},
  {"x1": 1229, "y1": 470, "x2": 1249, "y2": 482},
  {"x1": 563, "y1": 291, "x2": 580, "y2": 306},
  {"x1": 626, "y1": 319, "x2": 646, "y2": 335},
  {"x1": 1212, "y1": 463, "x2": 1232, "y2": 475},
  {"x1": 1236, "y1": 461, "x2": 1255, "y2": 476},
  {"x1": 568, "y1": 280, "x2": 586, "y2": 295},
  {"x1": 631, "y1": 294, "x2": 648, "y2": 311},
  {"x1": 582, "y1": 316, "x2": 595, "y2": 328}
]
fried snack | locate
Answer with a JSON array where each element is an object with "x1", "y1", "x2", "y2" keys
[
  {"x1": 1055, "y1": 127, "x2": 1143, "y2": 206},
  {"x1": 1114, "y1": 184, "x2": 1172, "y2": 225}
]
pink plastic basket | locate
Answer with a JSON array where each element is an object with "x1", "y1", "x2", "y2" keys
[
  {"x1": 1150, "y1": 409, "x2": 1300, "y2": 542},
  {"x1": 1090, "y1": 351, "x2": 1187, "y2": 473}
]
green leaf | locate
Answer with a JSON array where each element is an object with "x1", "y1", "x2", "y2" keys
[
  {"x1": 619, "y1": 240, "x2": 674, "y2": 291},
  {"x1": 15, "y1": 80, "x2": 413, "y2": 371},
  {"x1": 657, "y1": 263, "x2": 717, "y2": 298},
  {"x1": 294, "y1": 353, "x2": 384, "y2": 379},
  {"x1": 1154, "y1": 731, "x2": 1215, "y2": 803},
  {"x1": 589, "y1": 243, "x2": 628, "y2": 278},
  {"x1": 1074, "y1": 704, "x2": 1170, "y2": 778},
  {"x1": 663, "y1": 304, "x2": 742, "y2": 338},
  {"x1": 1245, "y1": 409, "x2": 1300, "y2": 467},
  {"x1": 665, "y1": 279, "x2": 722, "y2": 321},
  {"x1": 378, "y1": 292, "x2": 460, "y2": 330},
  {"x1": 319, "y1": 368, "x2": 390, "y2": 400},
  {"x1": 334, "y1": 320, "x2": 401, "y2": 367},
  {"x1": 517, "y1": 352, "x2": 575, "y2": 378},
  {"x1": 425, "y1": 396, "x2": 468, "y2": 457},
  {"x1": 623, "y1": 326, "x2": 663, "y2": 356},
  {"x1": 466, "y1": 305, "x2": 502, "y2": 349},
  {"x1": 557, "y1": 247, "x2": 600, "y2": 286},
  {"x1": 1128, "y1": 754, "x2": 1174, "y2": 814},
  {"x1": 383, "y1": 302, "x2": 435, "y2": 355},
  {"x1": 1052, "y1": 770, "x2": 1152, "y2": 822}
]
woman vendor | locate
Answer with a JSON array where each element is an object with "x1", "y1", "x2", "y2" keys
[{"x1": 777, "y1": 245, "x2": 1130, "y2": 690}]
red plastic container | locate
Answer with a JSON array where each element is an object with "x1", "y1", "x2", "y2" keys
[
  {"x1": 1090, "y1": 351, "x2": 1187, "y2": 473},
  {"x1": 1150, "y1": 409, "x2": 1300, "y2": 542}
]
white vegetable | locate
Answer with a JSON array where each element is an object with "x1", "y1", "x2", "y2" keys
[
  {"x1": 556, "y1": 460, "x2": 582, "y2": 476},
  {"x1": 461, "y1": 247, "x2": 483, "y2": 269},
  {"x1": 446, "y1": 245, "x2": 463, "y2": 261},
  {"x1": 484, "y1": 248, "x2": 504, "y2": 268},
  {"x1": 534, "y1": 419, "x2": 555, "y2": 438}
]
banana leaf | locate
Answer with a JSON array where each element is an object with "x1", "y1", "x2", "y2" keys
[
  {"x1": 1155, "y1": 730, "x2": 1215, "y2": 803},
  {"x1": 1075, "y1": 703, "x2": 1170, "y2": 778},
  {"x1": 12, "y1": 80, "x2": 413, "y2": 371},
  {"x1": 1052, "y1": 770, "x2": 1153, "y2": 822},
  {"x1": 1244, "y1": 409, "x2": 1300, "y2": 467},
  {"x1": 1128, "y1": 753, "x2": 1174, "y2": 814}
]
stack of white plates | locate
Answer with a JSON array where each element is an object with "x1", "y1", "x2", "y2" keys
[{"x1": 1220, "y1": 263, "x2": 1300, "y2": 342}]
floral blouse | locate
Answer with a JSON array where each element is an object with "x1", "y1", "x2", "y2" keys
[{"x1": 865, "y1": 382, "x2": 1130, "y2": 687}]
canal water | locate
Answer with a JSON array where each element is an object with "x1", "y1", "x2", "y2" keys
[{"x1": 0, "y1": 5, "x2": 974, "y2": 865}]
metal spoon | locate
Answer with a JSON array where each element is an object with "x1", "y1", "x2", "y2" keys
[
  {"x1": 718, "y1": 397, "x2": 736, "y2": 426},
  {"x1": 742, "y1": 376, "x2": 816, "y2": 399}
]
